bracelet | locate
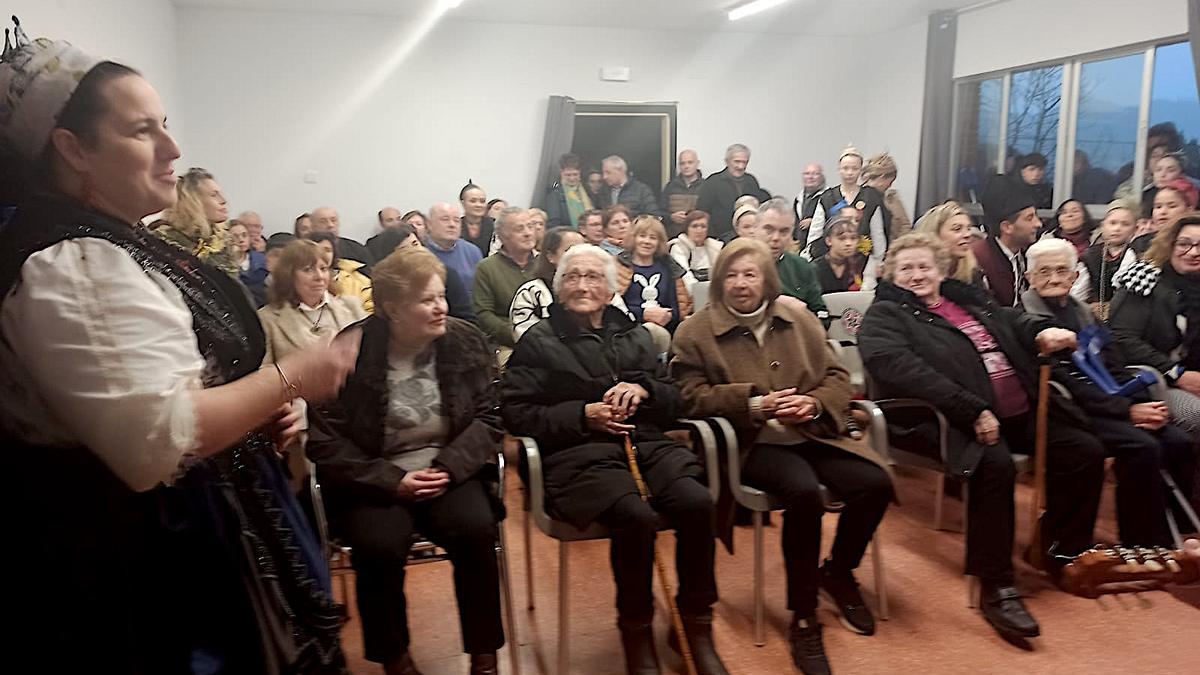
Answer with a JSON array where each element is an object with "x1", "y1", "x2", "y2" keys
[{"x1": 275, "y1": 362, "x2": 300, "y2": 400}]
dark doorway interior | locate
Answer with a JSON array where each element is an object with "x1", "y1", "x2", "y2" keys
[{"x1": 571, "y1": 102, "x2": 678, "y2": 197}]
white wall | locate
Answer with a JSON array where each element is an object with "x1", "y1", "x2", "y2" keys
[
  {"x1": 861, "y1": 19, "x2": 928, "y2": 211},
  {"x1": 176, "y1": 7, "x2": 888, "y2": 241},
  {"x1": 955, "y1": 0, "x2": 1187, "y2": 78},
  {"x1": 8, "y1": 0, "x2": 182, "y2": 145}
]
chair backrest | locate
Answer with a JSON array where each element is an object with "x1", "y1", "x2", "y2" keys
[
  {"x1": 823, "y1": 291, "x2": 874, "y2": 344},
  {"x1": 691, "y1": 280, "x2": 711, "y2": 311}
]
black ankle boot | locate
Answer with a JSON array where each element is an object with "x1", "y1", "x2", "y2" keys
[
  {"x1": 789, "y1": 614, "x2": 831, "y2": 675},
  {"x1": 469, "y1": 652, "x2": 498, "y2": 675},
  {"x1": 618, "y1": 622, "x2": 660, "y2": 675},
  {"x1": 666, "y1": 611, "x2": 729, "y2": 675}
]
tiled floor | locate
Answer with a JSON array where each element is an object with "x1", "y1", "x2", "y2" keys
[{"x1": 335, "y1": 464, "x2": 1200, "y2": 674}]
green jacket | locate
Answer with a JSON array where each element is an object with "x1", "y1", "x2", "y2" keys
[
  {"x1": 473, "y1": 250, "x2": 538, "y2": 347},
  {"x1": 776, "y1": 252, "x2": 829, "y2": 325}
]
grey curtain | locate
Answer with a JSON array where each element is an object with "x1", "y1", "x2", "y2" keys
[
  {"x1": 530, "y1": 95, "x2": 576, "y2": 208},
  {"x1": 914, "y1": 11, "x2": 957, "y2": 215},
  {"x1": 1190, "y1": 1, "x2": 1200, "y2": 96}
]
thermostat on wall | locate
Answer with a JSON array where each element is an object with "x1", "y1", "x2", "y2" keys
[{"x1": 600, "y1": 66, "x2": 631, "y2": 82}]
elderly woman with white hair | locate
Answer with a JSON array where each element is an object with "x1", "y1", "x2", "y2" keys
[
  {"x1": 501, "y1": 244, "x2": 727, "y2": 675},
  {"x1": 1020, "y1": 238, "x2": 1195, "y2": 549}
]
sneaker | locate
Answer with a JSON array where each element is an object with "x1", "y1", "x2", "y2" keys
[
  {"x1": 789, "y1": 615, "x2": 832, "y2": 675},
  {"x1": 819, "y1": 560, "x2": 876, "y2": 636}
]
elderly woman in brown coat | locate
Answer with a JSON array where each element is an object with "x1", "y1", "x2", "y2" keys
[{"x1": 671, "y1": 238, "x2": 893, "y2": 675}]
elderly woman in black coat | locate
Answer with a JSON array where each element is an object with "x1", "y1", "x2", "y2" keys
[
  {"x1": 501, "y1": 244, "x2": 727, "y2": 675},
  {"x1": 858, "y1": 233, "x2": 1098, "y2": 644},
  {"x1": 307, "y1": 247, "x2": 505, "y2": 675}
]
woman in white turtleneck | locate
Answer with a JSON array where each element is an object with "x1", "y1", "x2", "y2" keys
[{"x1": 670, "y1": 238, "x2": 893, "y2": 674}]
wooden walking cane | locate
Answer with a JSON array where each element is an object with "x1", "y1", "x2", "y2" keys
[
  {"x1": 622, "y1": 434, "x2": 698, "y2": 675},
  {"x1": 1027, "y1": 358, "x2": 1052, "y2": 570}
]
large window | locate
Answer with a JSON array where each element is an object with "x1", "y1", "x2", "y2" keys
[{"x1": 950, "y1": 39, "x2": 1200, "y2": 210}]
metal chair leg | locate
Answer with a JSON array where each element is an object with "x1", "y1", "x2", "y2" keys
[
  {"x1": 497, "y1": 523, "x2": 522, "y2": 675},
  {"x1": 871, "y1": 535, "x2": 889, "y2": 620},
  {"x1": 933, "y1": 473, "x2": 946, "y2": 531},
  {"x1": 524, "y1": 503, "x2": 535, "y2": 611},
  {"x1": 753, "y1": 509, "x2": 765, "y2": 647},
  {"x1": 966, "y1": 575, "x2": 980, "y2": 608},
  {"x1": 558, "y1": 540, "x2": 570, "y2": 675}
]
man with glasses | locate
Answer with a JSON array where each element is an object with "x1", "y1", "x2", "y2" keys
[{"x1": 1021, "y1": 238, "x2": 1194, "y2": 551}]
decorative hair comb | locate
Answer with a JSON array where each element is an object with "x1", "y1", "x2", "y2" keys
[{"x1": 1, "y1": 15, "x2": 29, "y2": 62}]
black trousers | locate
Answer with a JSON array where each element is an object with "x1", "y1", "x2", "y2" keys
[
  {"x1": 593, "y1": 475, "x2": 717, "y2": 625},
  {"x1": 740, "y1": 443, "x2": 893, "y2": 616},
  {"x1": 336, "y1": 478, "x2": 504, "y2": 663}
]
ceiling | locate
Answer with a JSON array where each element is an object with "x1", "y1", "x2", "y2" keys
[{"x1": 172, "y1": 0, "x2": 1001, "y2": 36}]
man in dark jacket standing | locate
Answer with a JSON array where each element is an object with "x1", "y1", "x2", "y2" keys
[
  {"x1": 600, "y1": 155, "x2": 662, "y2": 219},
  {"x1": 972, "y1": 178, "x2": 1039, "y2": 307},
  {"x1": 696, "y1": 143, "x2": 770, "y2": 239},
  {"x1": 660, "y1": 148, "x2": 704, "y2": 235},
  {"x1": 501, "y1": 244, "x2": 728, "y2": 675}
]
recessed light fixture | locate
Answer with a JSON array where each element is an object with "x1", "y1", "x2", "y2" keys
[{"x1": 728, "y1": 0, "x2": 791, "y2": 22}]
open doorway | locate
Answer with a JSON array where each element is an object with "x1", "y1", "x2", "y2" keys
[{"x1": 571, "y1": 102, "x2": 678, "y2": 198}]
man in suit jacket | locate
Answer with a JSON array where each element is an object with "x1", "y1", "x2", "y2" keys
[{"x1": 972, "y1": 179, "x2": 1040, "y2": 307}]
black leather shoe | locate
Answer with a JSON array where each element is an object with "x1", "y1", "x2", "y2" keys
[
  {"x1": 819, "y1": 560, "x2": 875, "y2": 636},
  {"x1": 383, "y1": 651, "x2": 423, "y2": 675},
  {"x1": 618, "y1": 623, "x2": 660, "y2": 675},
  {"x1": 469, "y1": 652, "x2": 498, "y2": 675},
  {"x1": 980, "y1": 584, "x2": 1040, "y2": 639},
  {"x1": 666, "y1": 612, "x2": 730, "y2": 675},
  {"x1": 789, "y1": 615, "x2": 832, "y2": 675}
]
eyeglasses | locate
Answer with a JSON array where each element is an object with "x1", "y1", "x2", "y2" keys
[
  {"x1": 1174, "y1": 239, "x2": 1200, "y2": 254},
  {"x1": 1031, "y1": 267, "x2": 1075, "y2": 280},
  {"x1": 562, "y1": 272, "x2": 607, "y2": 286}
]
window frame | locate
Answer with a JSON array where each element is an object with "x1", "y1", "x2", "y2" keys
[{"x1": 948, "y1": 35, "x2": 1190, "y2": 214}]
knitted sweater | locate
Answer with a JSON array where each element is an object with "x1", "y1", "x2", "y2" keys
[{"x1": 472, "y1": 250, "x2": 538, "y2": 347}]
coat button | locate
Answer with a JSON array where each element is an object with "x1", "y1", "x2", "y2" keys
[{"x1": 770, "y1": 360, "x2": 781, "y2": 369}]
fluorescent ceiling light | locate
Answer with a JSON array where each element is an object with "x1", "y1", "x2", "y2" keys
[{"x1": 728, "y1": 0, "x2": 790, "y2": 21}]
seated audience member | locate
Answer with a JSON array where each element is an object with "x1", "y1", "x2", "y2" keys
[
  {"x1": 369, "y1": 225, "x2": 474, "y2": 322},
  {"x1": 461, "y1": 182, "x2": 496, "y2": 255},
  {"x1": 671, "y1": 238, "x2": 894, "y2": 675},
  {"x1": 661, "y1": 149, "x2": 704, "y2": 234},
  {"x1": 578, "y1": 208, "x2": 606, "y2": 246},
  {"x1": 545, "y1": 152, "x2": 594, "y2": 228},
  {"x1": 238, "y1": 209, "x2": 267, "y2": 252},
  {"x1": 1072, "y1": 150, "x2": 1118, "y2": 204},
  {"x1": 227, "y1": 219, "x2": 269, "y2": 307},
  {"x1": 366, "y1": 206, "x2": 405, "y2": 261},
  {"x1": 863, "y1": 153, "x2": 912, "y2": 242},
  {"x1": 859, "y1": 232, "x2": 1102, "y2": 641},
  {"x1": 601, "y1": 204, "x2": 633, "y2": 256},
  {"x1": 793, "y1": 163, "x2": 826, "y2": 238},
  {"x1": 696, "y1": 143, "x2": 768, "y2": 239},
  {"x1": 473, "y1": 207, "x2": 538, "y2": 362},
  {"x1": 1141, "y1": 153, "x2": 1195, "y2": 219},
  {"x1": 758, "y1": 198, "x2": 829, "y2": 322},
  {"x1": 1043, "y1": 199, "x2": 1097, "y2": 257},
  {"x1": 152, "y1": 166, "x2": 238, "y2": 277},
  {"x1": 599, "y1": 155, "x2": 662, "y2": 218},
  {"x1": 501, "y1": 245, "x2": 727, "y2": 675},
  {"x1": 814, "y1": 215, "x2": 868, "y2": 293},
  {"x1": 528, "y1": 208, "x2": 548, "y2": 250},
  {"x1": 307, "y1": 248, "x2": 505, "y2": 675},
  {"x1": 1132, "y1": 179, "x2": 1198, "y2": 256},
  {"x1": 917, "y1": 201, "x2": 985, "y2": 287},
  {"x1": 426, "y1": 202, "x2": 484, "y2": 301},
  {"x1": 486, "y1": 198, "x2": 508, "y2": 222},
  {"x1": 402, "y1": 209, "x2": 428, "y2": 238},
  {"x1": 309, "y1": 206, "x2": 374, "y2": 267},
  {"x1": 294, "y1": 212, "x2": 313, "y2": 238},
  {"x1": 1013, "y1": 153, "x2": 1053, "y2": 209},
  {"x1": 723, "y1": 203, "x2": 761, "y2": 243},
  {"x1": 258, "y1": 239, "x2": 367, "y2": 363},
  {"x1": 805, "y1": 147, "x2": 886, "y2": 267},
  {"x1": 310, "y1": 230, "x2": 374, "y2": 314},
  {"x1": 1072, "y1": 201, "x2": 1138, "y2": 318},
  {"x1": 669, "y1": 210, "x2": 724, "y2": 290},
  {"x1": 1021, "y1": 238, "x2": 1195, "y2": 545},
  {"x1": 265, "y1": 232, "x2": 296, "y2": 276},
  {"x1": 973, "y1": 180, "x2": 1040, "y2": 307},
  {"x1": 617, "y1": 216, "x2": 693, "y2": 347},
  {"x1": 510, "y1": 226, "x2": 585, "y2": 341},
  {"x1": 586, "y1": 169, "x2": 605, "y2": 204},
  {"x1": 1110, "y1": 215, "x2": 1200, "y2": 435}
]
